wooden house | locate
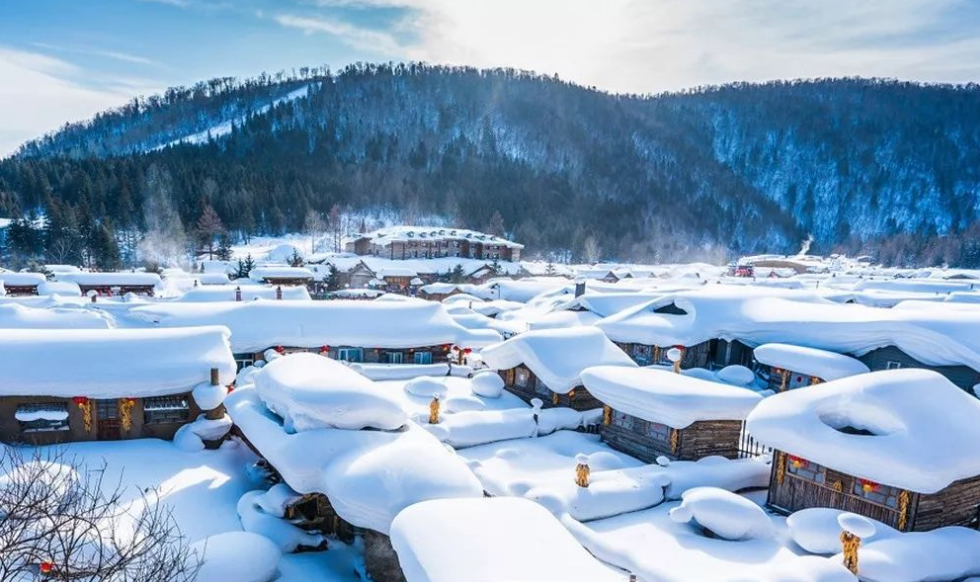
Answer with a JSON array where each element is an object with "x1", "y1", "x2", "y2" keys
[
  {"x1": 57, "y1": 271, "x2": 162, "y2": 297},
  {"x1": 0, "y1": 272, "x2": 46, "y2": 296},
  {"x1": 752, "y1": 343, "x2": 870, "y2": 391},
  {"x1": 597, "y1": 288, "x2": 980, "y2": 394},
  {"x1": 0, "y1": 327, "x2": 236, "y2": 445},
  {"x1": 344, "y1": 226, "x2": 523, "y2": 262},
  {"x1": 249, "y1": 266, "x2": 315, "y2": 287},
  {"x1": 582, "y1": 366, "x2": 762, "y2": 462},
  {"x1": 225, "y1": 356, "x2": 484, "y2": 582},
  {"x1": 127, "y1": 299, "x2": 502, "y2": 372},
  {"x1": 747, "y1": 369, "x2": 980, "y2": 531},
  {"x1": 481, "y1": 327, "x2": 636, "y2": 411}
]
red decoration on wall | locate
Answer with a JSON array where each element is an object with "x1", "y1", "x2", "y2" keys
[
  {"x1": 787, "y1": 455, "x2": 808, "y2": 470},
  {"x1": 859, "y1": 478, "x2": 880, "y2": 494},
  {"x1": 72, "y1": 396, "x2": 89, "y2": 405}
]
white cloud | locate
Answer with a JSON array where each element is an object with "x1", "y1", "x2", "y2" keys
[
  {"x1": 324, "y1": 0, "x2": 980, "y2": 94},
  {"x1": 273, "y1": 13, "x2": 404, "y2": 56},
  {"x1": 0, "y1": 47, "x2": 156, "y2": 157}
]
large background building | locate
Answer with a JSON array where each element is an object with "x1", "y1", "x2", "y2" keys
[{"x1": 345, "y1": 227, "x2": 522, "y2": 262}]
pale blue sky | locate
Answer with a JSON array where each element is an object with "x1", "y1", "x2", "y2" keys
[{"x1": 3, "y1": 0, "x2": 980, "y2": 155}]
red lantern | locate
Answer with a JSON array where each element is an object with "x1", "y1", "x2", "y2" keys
[
  {"x1": 463, "y1": 347, "x2": 472, "y2": 354},
  {"x1": 859, "y1": 478, "x2": 880, "y2": 494},
  {"x1": 72, "y1": 396, "x2": 89, "y2": 406},
  {"x1": 39, "y1": 560, "x2": 54, "y2": 575},
  {"x1": 442, "y1": 344, "x2": 451, "y2": 352},
  {"x1": 451, "y1": 345, "x2": 459, "y2": 352},
  {"x1": 125, "y1": 397, "x2": 136, "y2": 406},
  {"x1": 275, "y1": 346, "x2": 285, "y2": 355},
  {"x1": 319, "y1": 345, "x2": 330, "y2": 354},
  {"x1": 787, "y1": 455, "x2": 808, "y2": 470}
]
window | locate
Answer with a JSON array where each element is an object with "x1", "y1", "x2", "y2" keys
[
  {"x1": 386, "y1": 352, "x2": 404, "y2": 364},
  {"x1": 515, "y1": 367, "x2": 530, "y2": 388},
  {"x1": 632, "y1": 344, "x2": 653, "y2": 365},
  {"x1": 413, "y1": 351, "x2": 432, "y2": 365},
  {"x1": 143, "y1": 395, "x2": 190, "y2": 424},
  {"x1": 852, "y1": 479, "x2": 901, "y2": 508},
  {"x1": 17, "y1": 403, "x2": 69, "y2": 433},
  {"x1": 885, "y1": 361, "x2": 902, "y2": 370},
  {"x1": 785, "y1": 455, "x2": 827, "y2": 485},
  {"x1": 235, "y1": 356, "x2": 255, "y2": 371},
  {"x1": 337, "y1": 348, "x2": 363, "y2": 363}
]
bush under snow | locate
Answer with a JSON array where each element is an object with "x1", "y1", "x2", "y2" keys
[
  {"x1": 668, "y1": 487, "x2": 774, "y2": 541},
  {"x1": 192, "y1": 531, "x2": 281, "y2": 582}
]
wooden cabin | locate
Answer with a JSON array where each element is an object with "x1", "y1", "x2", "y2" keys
[
  {"x1": 0, "y1": 327, "x2": 236, "y2": 445},
  {"x1": 857, "y1": 345, "x2": 980, "y2": 393},
  {"x1": 345, "y1": 226, "x2": 522, "y2": 262},
  {"x1": 582, "y1": 366, "x2": 762, "y2": 462},
  {"x1": 57, "y1": 272, "x2": 161, "y2": 297},
  {"x1": 0, "y1": 272, "x2": 45, "y2": 296},
  {"x1": 752, "y1": 343, "x2": 870, "y2": 392},
  {"x1": 748, "y1": 369, "x2": 980, "y2": 532},
  {"x1": 226, "y1": 357, "x2": 484, "y2": 582},
  {"x1": 130, "y1": 300, "x2": 501, "y2": 372},
  {"x1": 249, "y1": 266, "x2": 315, "y2": 287},
  {"x1": 615, "y1": 338, "x2": 754, "y2": 370},
  {"x1": 481, "y1": 327, "x2": 637, "y2": 411}
]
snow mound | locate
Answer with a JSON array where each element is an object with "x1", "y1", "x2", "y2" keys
[
  {"x1": 470, "y1": 371, "x2": 504, "y2": 398},
  {"x1": 390, "y1": 497, "x2": 627, "y2": 582},
  {"x1": 715, "y1": 365, "x2": 756, "y2": 386},
  {"x1": 256, "y1": 353, "x2": 407, "y2": 432},
  {"x1": 192, "y1": 531, "x2": 281, "y2": 582},
  {"x1": 668, "y1": 487, "x2": 774, "y2": 541},
  {"x1": 787, "y1": 508, "x2": 894, "y2": 555},
  {"x1": 237, "y1": 490, "x2": 326, "y2": 552},
  {"x1": 173, "y1": 414, "x2": 233, "y2": 451},
  {"x1": 754, "y1": 343, "x2": 870, "y2": 381},
  {"x1": 404, "y1": 377, "x2": 449, "y2": 399},
  {"x1": 441, "y1": 394, "x2": 486, "y2": 413},
  {"x1": 192, "y1": 381, "x2": 228, "y2": 411},
  {"x1": 844, "y1": 527, "x2": 980, "y2": 582},
  {"x1": 837, "y1": 512, "x2": 876, "y2": 538}
]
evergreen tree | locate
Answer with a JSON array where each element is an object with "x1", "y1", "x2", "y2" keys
[
  {"x1": 287, "y1": 249, "x2": 304, "y2": 267},
  {"x1": 216, "y1": 234, "x2": 234, "y2": 262},
  {"x1": 195, "y1": 203, "x2": 225, "y2": 260},
  {"x1": 450, "y1": 263, "x2": 466, "y2": 283},
  {"x1": 325, "y1": 264, "x2": 341, "y2": 291},
  {"x1": 234, "y1": 253, "x2": 256, "y2": 279}
]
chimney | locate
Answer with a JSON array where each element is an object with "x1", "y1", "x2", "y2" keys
[
  {"x1": 235, "y1": 286, "x2": 242, "y2": 302},
  {"x1": 276, "y1": 285, "x2": 283, "y2": 300},
  {"x1": 210, "y1": 367, "x2": 219, "y2": 386},
  {"x1": 574, "y1": 276, "x2": 586, "y2": 298}
]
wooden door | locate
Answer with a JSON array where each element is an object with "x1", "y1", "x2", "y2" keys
[{"x1": 96, "y1": 399, "x2": 121, "y2": 440}]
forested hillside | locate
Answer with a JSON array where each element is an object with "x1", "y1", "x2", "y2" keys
[{"x1": 3, "y1": 64, "x2": 980, "y2": 268}]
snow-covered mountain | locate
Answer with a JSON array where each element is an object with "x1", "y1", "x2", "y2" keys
[{"x1": 7, "y1": 65, "x2": 980, "y2": 263}]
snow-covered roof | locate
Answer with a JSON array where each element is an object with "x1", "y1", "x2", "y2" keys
[
  {"x1": 256, "y1": 353, "x2": 407, "y2": 432},
  {"x1": 127, "y1": 299, "x2": 502, "y2": 353},
  {"x1": 350, "y1": 225, "x2": 523, "y2": 249},
  {"x1": 249, "y1": 266, "x2": 314, "y2": 281},
  {"x1": 57, "y1": 272, "x2": 162, "y2": 287},
  {"x1": 390, "y1": 498, "x2": 627, "y2": 582},
  {"x1": 176, "y1": 285, "x2": 311, "y2": 302},
  {"x1": 0, "y1": 326, "x2": 236, "y2": 398},
  {"x1": 0, "y1": 272, "x2": 46, "y2": 286},
  {"x1": 37, "y1": 281, "x2": 82, "y2": 297},
  {"x1": 747, "y1": 369, "x2": 980, "y2": 493},
  {"x1": 596, "y1": 286, "x2": 980, "y2": 370},
  {"x1": 225, "y1": 385, "x2": 483, "y2": 534},
  {"x1": 481, "y1": 327, "x2": 636, "y2": 393},
  {"x1": 377, "y1": 267, "x2": 418, "y2": 278},
  {"x1": 0, "y1": 303, "x2": 112, "y2": 329},
  {"x1": 753, "y1": 343, "x2": 870, "y2": 381},
  {"x1": 581, "y1": 367, "x2": 762, "y2": 428}
]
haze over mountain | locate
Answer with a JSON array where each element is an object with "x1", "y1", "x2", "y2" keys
[{"x1": 4, "y1": 63, "x2": 980, "y2": 266}]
